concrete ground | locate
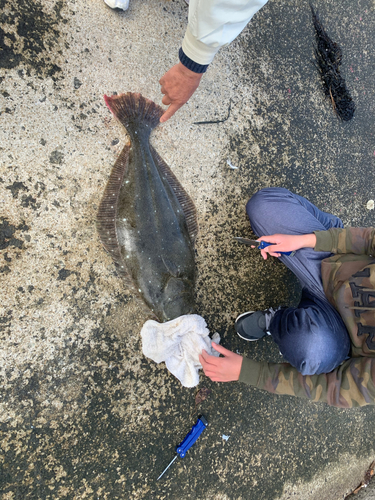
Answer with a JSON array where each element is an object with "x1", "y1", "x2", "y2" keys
[{"x1": 1, "y1": 0, "x2": 375, "y2": 499}]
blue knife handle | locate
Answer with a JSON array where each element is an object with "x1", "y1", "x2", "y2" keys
[
  {"x1": 258, "y1": 241, "x2": 294, "y2": 256},
  {"x1": 176, "y1": 416, "x2": 208, "y2": 458}
]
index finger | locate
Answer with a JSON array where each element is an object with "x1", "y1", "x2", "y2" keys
[
  {"x1": 211, "y1": 342, "x2": 232, "y2": 356},
  {"x1": 258, "y1": 235, "x2": 279, "y2": 244},
  {"x1": 160, "y1": 103, "x2": 182, "y2": 123}
]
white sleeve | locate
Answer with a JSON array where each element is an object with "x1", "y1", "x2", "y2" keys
[{"x1": 181, "y1": 0, "x2": 269, "y2": 65}]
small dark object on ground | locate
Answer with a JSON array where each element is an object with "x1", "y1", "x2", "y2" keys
[
  {"x1": 310, "y1": 4, "x2": 355, "y2": 121},
  {"x1": 195, "y1": 387, "x2": 211, "y2": 407},
  {"x1": 193, "y1": 100, "x2": 232, "y2": 125},
  {"x1": 192, "y1": 387, "x2": 211, "y2": 419}
]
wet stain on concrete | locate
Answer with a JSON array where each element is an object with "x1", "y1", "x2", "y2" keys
[
  {"x1": 0, "y1": 0, "x2": 67, "y2": 79},
  {"x1": 3, "y1": 310, "x2": 375, "y2": 500},
  {"x1": 49, "y1": 150, "x2": 65, "y2": 165},
  {"x1": 6, "y1": 181, "x2": 28, "y2": 198},
  {"x1": 0, "y1": 218, "x2": 28, "y2": 251}
]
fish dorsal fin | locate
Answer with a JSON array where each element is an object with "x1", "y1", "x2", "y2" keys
[
  {"x1": 96, "y1": 143, "x2": 159, "y2": 321},
  {"x1": 99, "y1": 92, "x2": 161, "y2": 279},
  {"x1": 96, "y1": 144, "x2": 135, "y2": 289},
  {"x1": 150, "y1": 145, "x2": 199, "y2": 245}
]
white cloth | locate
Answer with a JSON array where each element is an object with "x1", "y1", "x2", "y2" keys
[
  {"x1": 141, "y1": 314, "x2": 220, "y2": 388},
  {"x1": 104, "y1": 0, "x2": 129, "y2": 11},
  {"x1": 182, "y1": 0, "x2": 269, "y2": 65}
]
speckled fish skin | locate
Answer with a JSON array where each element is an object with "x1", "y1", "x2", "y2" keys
[{"x1": 97, "y1": 93, "x2": 197, "y2": 322}]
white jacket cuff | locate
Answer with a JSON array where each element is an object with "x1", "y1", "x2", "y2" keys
[
  {"x1": 182, "y1": 0, "x2": 269, "y2": 66},
  {"x1": 182, "y1": 25, "x2": 219, "y2": 66}
]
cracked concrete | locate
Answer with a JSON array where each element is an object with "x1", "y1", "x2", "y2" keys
[{"x1": 1, "y1": 0, "x2": 375, "y2": 499}]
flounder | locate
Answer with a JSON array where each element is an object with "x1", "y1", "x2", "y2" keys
[{"x1": 97, "y1": 93, "x2": 198, "y2": 322}]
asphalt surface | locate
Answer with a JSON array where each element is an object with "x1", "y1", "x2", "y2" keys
[{"x1": 1, "y1": 0, "x2": 375, "y2": 499}]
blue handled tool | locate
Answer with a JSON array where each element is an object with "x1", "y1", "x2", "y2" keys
[
  {"x1": 233, "y1": 237, "x2": 294, "y2": 256},
  {"x1": 157, "y1": 415, "x2": 208, "y2": 480}
]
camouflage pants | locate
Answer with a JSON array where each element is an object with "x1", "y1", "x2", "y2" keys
[{"x1": 246, "y1": 188, "x2": 351, "y2": 375}]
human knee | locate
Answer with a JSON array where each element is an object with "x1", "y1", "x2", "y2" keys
[
  {"x1": 246, "y1": 188, "x2": 289, "y2": 230},
  {"x1": 281, "y1": 327, "x2": 350, "y2": 376},
  {"x1": 246, "y1": 189, "x2": 272, "y2": 228},
  {"x1": 246, "y1": 189, "x2": 266, "y2": 215}
]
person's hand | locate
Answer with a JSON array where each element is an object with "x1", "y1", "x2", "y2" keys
[
  {"x1": 159, "y1": 63, "x2": 203, "y2": 122},
  {"x1": 199, "y1": 343, "x2": 243, "y2": 382},
  {"x1": 257, "y1": 233, "x2": 316, "y2": 259}
]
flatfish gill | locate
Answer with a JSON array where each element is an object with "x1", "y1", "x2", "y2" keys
[{"x1": 97, "y1": 93, "x2": 198, "y2": 322}]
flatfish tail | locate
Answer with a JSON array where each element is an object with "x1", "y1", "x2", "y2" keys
[
  {"x1": 96, "y1": 144, "x2": 136, "y2": 289},
  {"x1": 103, "y1": 92, "x2": 163, "y2": 130}
]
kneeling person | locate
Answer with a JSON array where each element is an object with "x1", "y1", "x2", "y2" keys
[{"x1": 200, "y1": 188, "x2": 375, "y2": 408}]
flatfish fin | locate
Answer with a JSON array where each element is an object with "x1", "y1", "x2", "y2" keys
[
  {"x1": 96, "y1": 144, "x2": 135, "y2": 289},
  {"x1": 150, "y1": 145, "x2": 199, "y2": 245},
  {"x1": 96, "y1": 144, "x2": 157, "y2": 319},
  {"x1": 104, "y1": 92, "x2": 163, "y2": 131}
]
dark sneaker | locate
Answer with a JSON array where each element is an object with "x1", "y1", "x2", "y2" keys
[{"x1": 235, "y1": 310, "x2": 274, "y2": 341}]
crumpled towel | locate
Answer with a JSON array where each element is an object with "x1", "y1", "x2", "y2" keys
[
  {"x1": 141, "y1": 314, "x2": 220, "y2": 388},
  {"x1": 104, "y1": 0, "x2": 129, "y2": 11}
]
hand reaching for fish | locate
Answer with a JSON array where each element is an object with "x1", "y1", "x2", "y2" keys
[{"x1": 159, "y1": 63, "x2": 203, "y2": 122}]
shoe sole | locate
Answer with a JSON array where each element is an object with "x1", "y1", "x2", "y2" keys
[
  {"x1": 235, "y1": 311, "x2": 259, "y2": 341},
  {"x1": 235, "y1": 310, "x2": 255, "y2": 323},
  {"x1": 236, "y1": 331, "x2": 261, "y2": 342},
  {"x1": 235, "y1": 310, "x2": 270, "y2": 341}
]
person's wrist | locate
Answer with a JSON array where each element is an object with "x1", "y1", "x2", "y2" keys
[
  {"x1": 178, "y1": 48, "x2": 208, "y2": 74},
  {"x1": 304, "y1": 233, "x2": 317, "y2": 248},
  {"x1": 177, "y1": 62, "x2": 203, "y2": 82},
  {"x1": 234, "y1": 355, "x2": 243, "y2": 381}
]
